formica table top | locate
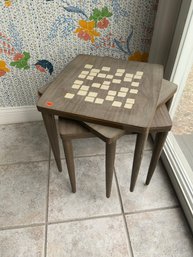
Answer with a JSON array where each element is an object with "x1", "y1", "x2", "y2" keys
[{"x1": 37, "y1": 55, "x2": 163, "y2": 132}]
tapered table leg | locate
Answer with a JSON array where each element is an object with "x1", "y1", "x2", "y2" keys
[
  {"x1": 62, "y1": 139, "x2": 76, "y2": 193},
  {"x1": 145, "y1": 132, "x2": 168, "y2": 185},
  {"x1": 130, "y1": 132, "x2": 148, "y2": 192},
  {"x1": 106, "y1": 141, "x2": 116, "y2": 198},
  {"x1": 42, "y1": 112, "x2": 62, "y2": 172}
]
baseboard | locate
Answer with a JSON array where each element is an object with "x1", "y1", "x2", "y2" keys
[{"x1": 0, "y1": 106, "x2": 42, "y2": 124}]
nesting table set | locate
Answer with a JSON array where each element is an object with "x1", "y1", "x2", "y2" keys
[{"x1": 37, "y1": 55, "x2": 176, "y2": 197}]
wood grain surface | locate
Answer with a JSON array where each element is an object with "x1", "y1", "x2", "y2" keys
[
  {"x1": 37, "y1": 55, "x2": 163, "y2": 132},
  {"x1": 157, "y1": 79, "x2": 177, "y2": 107},
  {"x1": 38, "y1": 75, "x2": 175, "y2": 143}
]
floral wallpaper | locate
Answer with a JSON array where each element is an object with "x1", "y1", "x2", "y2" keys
[{"x1": 0, "y1": 0, "x2": 158, "y2": 107}]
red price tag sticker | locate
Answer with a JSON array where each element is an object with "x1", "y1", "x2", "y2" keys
[{"x1": 46, "y1": 101, "x2": 54, "y2": 107}]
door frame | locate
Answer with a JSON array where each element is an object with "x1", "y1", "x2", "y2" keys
[{"x1": 162, "y1": 1, "x2": 193, "y2": 231}]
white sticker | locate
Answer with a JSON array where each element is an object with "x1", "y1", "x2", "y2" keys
[
  {"x1": 126, "y1": 98, "x2": 135, "y2": 104},
  {"x1": 124, "y1": 103, "x2": 133, "y2": 109},
  {"x1": 74, "y1": 80, "x2": 84, "y2": 85},
  {"x1": 117, "y1": 69, "x2": 125, "y2": 73},
  {"x1": 88, "y1": 92, "x2": 98, "y2": 97},
  {"x1": 134, "y1": 75, "x2": 142, "y2": 80},
  {"x1": 112, "y1": 101, "x2": 122, "y2": 107},
  {"x1": 78, "y1": 74, "x2": 86, "y2": 79},
  {"x1": 102, "y1": 66, "x2": 111, "y2": 72},
  {"x1": 136, "y1": 71, "x2": 144, "y2": 76},
  {"x1": 85, "y1": 96, "x2": 95, "y2": 102},
  {"x1": 98, "y1": 73, "x2": 106, "y2": 78},
  {"x1": 101, "y1": 85, "x2": 109, "y2": 90},
  {"x1": 92, "y1": 83, "x2": 101, "y2": 88},
  {"x1": 108, "y1": 90, "x2": 117, "y2": 96},
  {"x1": 103, "y1": 81, "x2": 111, "y2": 85},
  {"x1": 86, "y1": 76, "x2": 94, "y2": 80},
  {"x1": 91, "y1": 69, "x2": 100, "y2": 73},
  {"x1": 85, "y1": 64, "x2": 93, "y2": 69},
  {"x1": 80, "y1": 85, "x2": 89, "y2": 91},
  {"x1": 125, "y1": 73, "x2": 133, "y2": 78},
  {"x1": 112, "y1": 79, "x2": 121, "y2": 84},
  {"x1": 81, "y1": 70, "x2": 89, "y2": 75},
  {"x1": 89, "y1": 73, "x2": 97, "y2": 77},
  {"x1": 106, "y1": 75, "x2": 114, "y2": 79},
  {"x1": 131, "y1": 82, "x2": 139, "y2": 87},
  {"x1": 124, "y1": 77, "x2": 132, "y2": 82},
  {"x1": 120, "y1": 87, "x2": 129, "y2": 93},
  {"x1": 64, "y1": 93, "x2": 74, "y2": 99},
  {"x1": 115, "y1": 73, "x2": 123, "y2": 77},
  {"x1": 130, "y1": 89, "x2": 138, "y2": 94},
  {"x1": 118, "y1": 92, "x2": 127, "y2": 97},
  {"x1": 106, "y1": 96, "x2": 114, "y2": 101},
  {"x1": 72, "y1": 84, "x2": 81, "y2": 89},
  {"x1": 95, "y1": 98, "x2": 104, "y2": 104},
  {"x1": 77, "y1": 90, "x2": 87, "y2": 96}
]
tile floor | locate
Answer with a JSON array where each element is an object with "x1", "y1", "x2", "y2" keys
[{"x1": 0, "y1": 121, "x2": 193, "y2": 257}]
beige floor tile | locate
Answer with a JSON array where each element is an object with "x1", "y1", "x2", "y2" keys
[
  {"x1": 126, "y1": 208, "x2": 193, "y2": 257},
  {"x1": 47, "y1": 216, "x2": 131, "y2": 257},
  {"x1": 0, "y1": 162, "x2": 48, "y2": 228},
  {"x1": 72, "y1": 137, "x2": 105, "y2": 157},
  {"x1": 0, "y1": 122, "x2": 49, "y2": 165},
  {"x1": 51, "y1": 136, "x2": 104, "y2": 160},
  {"x1": 116, "y1": 134, "x2": 152, "y2": 153},
  {"x1": 0, "y1": 226, "x2": 45, "y2": 257},
  {"x1": 48, "y1": 156, "x2": 121, "y2": 222},
  {"x1": 115, "y1": 152, "x2": 178, "y2": 213},
  {"x1": 55, "y1": 134, "x2": 152, "y2": 160},
  {"x1": 72, "y1": 136, "x2": 138, "y2": 157}
]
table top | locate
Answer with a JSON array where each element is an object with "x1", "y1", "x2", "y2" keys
[{"x1": 37, "y1": 55, "x2": 163, "y2": 132}]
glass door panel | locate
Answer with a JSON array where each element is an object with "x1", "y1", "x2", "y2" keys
[{"x1": 172, "y1": 65, "x2": 193, "y2": 169}]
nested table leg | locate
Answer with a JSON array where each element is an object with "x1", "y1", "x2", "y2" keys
[
  {"x1": 62, "y1": 139, "x2": 76, "y2": 193},
  {"x1": 42, "y1": 112, "x2": 62, "y2": 172},
  {"x1": 145, "y1": 131, "x2": 168, "y2": 185},
  {"x1": 106, "y1": 141, "x2": 116, "y2": 198},
  {"x1": 130, "y1": 132, "x2": 148, "y2": 192}
]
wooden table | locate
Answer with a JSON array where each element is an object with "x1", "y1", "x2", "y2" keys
[{"x1": 37, "y1": 55, "x2": 163, "y2": 184}]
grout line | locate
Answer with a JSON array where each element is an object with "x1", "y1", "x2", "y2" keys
[
  {"x1": 50, "y1": 148, "x2": 152, "y2": 161},
  {"x1": 0, "y1": 148, "x2": 152, "y2": 168},
  {"x1": 56, "y1": 153, "x2": 105, "y2": 160},
  {"x1": 50, "y1": 152, "x2": 105, "y2": 161},
  {"x1": 50, "y1": 152, "x2": 104, "y2": 162},
  {"x1": 48, "y1": 144, "x2": 51, "y2": 170},
  {"x1": 124, "y1": 205, "x2": 180, "y2": 216},
  {"x1": 0, "y1": 222, "x2": 45, "y2": 231},
  {"x1": 44, "y1": 145, "x2": 51, "y2": 257},
  {"x1": 114, "y1": 169, "x2": 135, "y2": 257},
  {"x1": 50, "y1": 148, "x2": 152, "y2": 162},
  {"x1": 115, "y1": 149, "x2": 152, "y2": 155},
  {"x1": 0, "y1": 121, "x2": 43, "y2": 126},
  {"x1": 0, "y1": 213, "x2": 123, "y2": 233},
  {"x1": 0, "y1": 158, "x2": 50, "y2": 167},
  {"x1": 47, "y1": 213, "x2": 122, "y2": 226},
  {"x1": 71, "y1": 153, "x2": 106, "y2": 159},
  {"x1": 73, "y1": 150, "x2": 152, "y2": 159}
]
